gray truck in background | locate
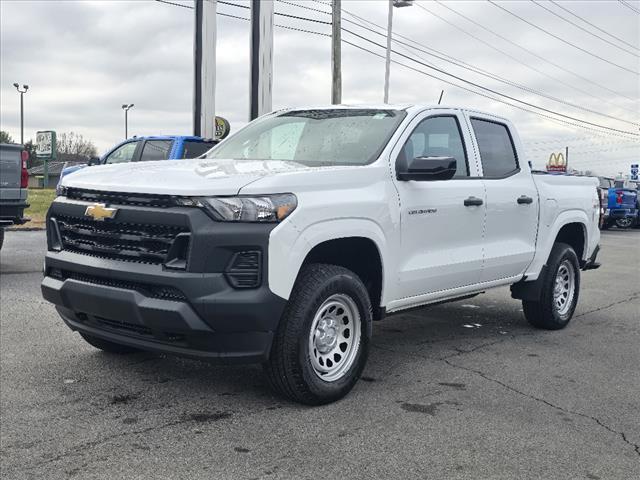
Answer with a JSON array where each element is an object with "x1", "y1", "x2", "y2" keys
[{"x1": 0, "y1": 143, "x2": 30, "y2": 249}]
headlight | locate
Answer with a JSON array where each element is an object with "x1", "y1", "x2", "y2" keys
[
  {"x1": 180, "y1": 194, "x2": 297, "y2": 222},
  {"x1": 56, "y1": 184, "x2": 67, "y2": 197}
]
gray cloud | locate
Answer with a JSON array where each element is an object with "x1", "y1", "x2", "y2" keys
[{"x1": 1, "y1": 0, "x2": 638, "y2": 176}]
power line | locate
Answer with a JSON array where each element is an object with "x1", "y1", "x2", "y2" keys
[
  {"x1": 155, "y1": 0, "x2": 330, "y2": 36},
  {"x1": 155, "y1": 0, "x2": 639, "y2": 139},
  {"x1": 219, "y1": 1, "x2": 331, "y2": 25},
  {"x1": 487, "y1": 0, "x2": 639, "y2": 75},
  {"x1": 549, "y1": 0, "x2": 640, "y2": 52},
  {"x1": 341, "y1": 26, "x2": 639, "y2": 137},
  {"x1": 340, "y1": 35, "x2": 637, "y2": 141},
  {"x1": 618, "y1": 0, "x2": 640, "y2": 15},
  {"x1": 530, "y1": 0, "x2": 638, "y2": 57},
  {"x1": 426, "y1": 0, "x2": 638, "y2": 104},
  {"x1": 326, "y1": 4, "x2": 638, "y2": 127}
]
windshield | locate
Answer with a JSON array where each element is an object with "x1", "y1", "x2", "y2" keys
[{"x1": 206, "y1": 109, "x2": 407, "y2": 166}]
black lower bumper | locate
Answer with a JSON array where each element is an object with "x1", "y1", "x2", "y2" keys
[
  {"x1": 42, "y1": 252, "x2": 286, "y2": 364},
  {"x1": 0, "y1": 200, "x2": 29, "y2": 225}
]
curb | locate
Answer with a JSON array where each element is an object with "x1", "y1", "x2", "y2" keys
[{"x1": 6, "y1": 227, "x2": 45, "y2": 232}]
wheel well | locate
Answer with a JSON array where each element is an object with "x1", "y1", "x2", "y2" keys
[
  {"x1": 302, "y1": 237, "x2": 383, "y2": 319},
  {"x1": 555, "y1": 223, "x2": 585, "y2": 261}
]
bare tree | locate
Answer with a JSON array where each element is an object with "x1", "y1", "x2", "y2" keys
[{"x1": 56, "y1": 131, "x2": 98, "y2": 161}]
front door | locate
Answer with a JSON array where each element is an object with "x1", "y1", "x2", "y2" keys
[{"x1": 392, "y1": 111, "x2": 486, "y2": 299}]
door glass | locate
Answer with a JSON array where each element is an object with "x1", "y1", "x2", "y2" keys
[
  {"x1": 471, "y1": 119, "x2": 519, "y2": 177},
  {"x1": 400, "y1": 116, "x2": 469, "y2": 177},
  {"x1": 139, "y1": 140, "x2": 173, "y2": 162},
  {"x1": 182, "y1": 140, "x2": 217, "y2": 158},
  {"x1": 104, "y1": 142, "x2": 138, "y2": 164}
]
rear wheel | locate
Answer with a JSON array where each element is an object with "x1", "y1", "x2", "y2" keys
[
  {"x1": 615, "y1": 217, "x2": 634, "y2": 229},
  {"x1": 523, "y1": 242, "x2": 580, "y2": 330},
  {"x1": 79, "y1": 332, "x2": 140, "y2": 354},
  {"x1": 0, "y1": 228, "x2": 4, "y2": 251},
  {"x1": 264, "y1": 264, "x2": 371, "y2": 405}
]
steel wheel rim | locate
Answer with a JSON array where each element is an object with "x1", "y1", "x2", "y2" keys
[
  {"x1": 553, "y1": 260, "x2": 575, "y2": 316},
  {"x1": 308, "y1": 293, "x2": 361, "y2": 382},
  {"x1": 616, "y1": 218, "x2": 632, "y2": 228}
]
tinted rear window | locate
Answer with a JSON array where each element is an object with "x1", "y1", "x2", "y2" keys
[
  {"x1": 471, "y1": 119, "x2": 519, "y2": 177},
  {"x1": 182, "y1": 140, "x2": 216, "y2": 158},
  {"x1": 140, "y1": 140, "x2": 173, "y2": 162}
]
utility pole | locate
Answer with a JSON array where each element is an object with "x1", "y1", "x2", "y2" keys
[
  {"x1": 384, "y1": 1, "x2": 413, "y2": 104},
  {"x1": 565, "y1": 146, "x2": 569, "y2": 170},
  {"x1": 194, "y1": 0, "x2": 217, "y2": 138},
  {"x1": 249, "y1": 0, "x2": 274, "y2": 120},
  {"x1": 331, "y1": 0, "x2": 342, "y2": 104},
  {"x1": 13, "y1": 83, "x2": 29, "y2": 144},
  {"x1": 122, "y1": 104, "x2": 134, "y2": 139}
]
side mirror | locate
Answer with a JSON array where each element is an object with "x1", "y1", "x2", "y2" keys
[
  {"x1": 87, "y1": 156, "x2": 101, "y2": 166},
  {"x1": 396, "y1": 155, "x2": 457, "y2": 181}
]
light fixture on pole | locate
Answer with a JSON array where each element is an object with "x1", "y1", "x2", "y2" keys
[
  {"x1": 384, "y1": 0, "x2": 413, "y2": 104},
  {"x1": 121, "y1": 104, "x2": 134, "y2": 139},
  {"x1": 13, "y1": 83, "x2": 29, "y2": 145}
]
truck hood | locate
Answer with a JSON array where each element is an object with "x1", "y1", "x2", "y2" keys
[{"x1": 61, "y1": 158, "x2": 316, "y2": 196}]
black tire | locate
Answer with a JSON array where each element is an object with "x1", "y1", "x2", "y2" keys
[
  {"x1": 264, "y1": 264, "x2": 372, "y2": 405},
  {"x1": 523, "y1": 242, "x2": 580, "y2": 330},
  {"x1": 615, "y1": 217, "x2": 635, "y2": 229},
  {"x1": 79, "y1": 332, "x2": 140, "y2": 354},
  {"x1": 0, "y1": 228, "x2": 4, "y2": 251}
]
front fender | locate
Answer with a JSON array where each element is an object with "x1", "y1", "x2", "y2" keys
[{"x1": 268, "y1": 217, "x2": 390, "y2": 302}]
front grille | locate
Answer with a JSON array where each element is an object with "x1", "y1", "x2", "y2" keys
[
  {"x1": 65, "y1": 188, "x2": 179, "y2": 208},
  {"x1": 52, "y1": 269, "x2": 187, "y2": 302},
  {"x1": 55, "y1": 215, "x2": 188, "y2": 265}
]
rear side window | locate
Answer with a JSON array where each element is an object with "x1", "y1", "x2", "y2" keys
[
  {"x1": 139, "y1": 140, "x2": 173, "y2": 162},
  {"x1": 471, "y1": 119, "x2": 519, "y2": 177},
  {"x1": 182, "y1": 140, "x2": 217, "y2": 158},
  {"x1": 105, "y1": 141, "x2": 138, "y2": 164},
  {"x1": 400, "y1": 116, "x2": 469, "y2": 177}
]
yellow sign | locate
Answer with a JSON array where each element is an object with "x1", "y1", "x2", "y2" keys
[
  {"x1": 547, "y1": 152, "x2": 566, "y2": 172},
  {"x1": 84, "y1": 203, "x2": 117, "y2": 221}
]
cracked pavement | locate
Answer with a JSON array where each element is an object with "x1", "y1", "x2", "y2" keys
[{"x1": 1, "y1": 230, "x2": 639, "y2": 479}]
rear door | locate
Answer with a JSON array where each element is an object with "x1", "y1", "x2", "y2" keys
[
  {"x1": 138, "y1": 139, "x2": 174, "y2": 162},
  {"x1": 392, "y1": 109, "x2": 486, "y2": 298},
  {"x1": 467, "y1": 115, "x2": 538, "y2": 282},
  {"x1": 0, "y1": 145, "x2": 22, "y2": 200}
]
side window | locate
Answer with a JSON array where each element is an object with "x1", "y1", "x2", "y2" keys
[
  {"x1": 400, "y1": 116, "x2": 469, "y2": 177},
  {"x1": 139, "y1": 140, "x2": 173, "y2": 162},
  {"x1": 104, "y1": 142, "x2": 138, "y2": 164},
  {"x1": 182, "y1": 140, "x2": 217, "y2": 158},
  {"x1": 471, "y1": 119, "x2": 519, "y2": 177}
]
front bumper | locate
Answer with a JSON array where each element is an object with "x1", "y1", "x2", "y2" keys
[{"x1": 41, "y1": 195, "x2": 287, "y2": 363}]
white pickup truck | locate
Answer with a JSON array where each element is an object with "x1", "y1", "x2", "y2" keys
[{"x1": 42, "y1": 105, "x2": 601, "y2": 404}]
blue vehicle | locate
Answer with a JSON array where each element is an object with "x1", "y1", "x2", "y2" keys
[
  {"x1": 603, "y1": 185, "x2": 638, "y2": 229},
  {"x1": 59, "y1": 135, "x2": 218, "y2": 183}
]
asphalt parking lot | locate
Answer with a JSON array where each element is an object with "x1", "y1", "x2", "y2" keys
[{"x1": 1, "y1": 229, "x2": 638, "y2": 480}]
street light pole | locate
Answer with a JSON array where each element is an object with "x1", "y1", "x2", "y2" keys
[
  {"x1": 13, "y1": 83, "x2": 29, "y2": 145},
  {"x1": 383, "y1": 0, "x2": 413, "y2": 104},
  {"x1": 122, "y1": 104, "x2": 134, "y2": 139}
]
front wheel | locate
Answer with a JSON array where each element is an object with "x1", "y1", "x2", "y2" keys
[
  {"x1": 523, "y1": 242, "x2": 580, "y2": 330},
  {"x1": 264, "y1": 264, "x2": 372, "y2": 405}
]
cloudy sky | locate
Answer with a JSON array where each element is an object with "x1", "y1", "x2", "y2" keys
[{"x1": 1, "y1": 0, "x2": 638, "y2": 176}]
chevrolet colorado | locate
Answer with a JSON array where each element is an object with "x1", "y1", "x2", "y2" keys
[{"x1": 42, "y1": 105, "x2": 601, "y2": 404}]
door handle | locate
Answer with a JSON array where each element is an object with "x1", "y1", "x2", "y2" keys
[
  {"x1": 517, "y1": 195, "x2": 534, "y2": 205},
  {"x1": 464, "y1": 196, "x2": 484, "y2": 207}
]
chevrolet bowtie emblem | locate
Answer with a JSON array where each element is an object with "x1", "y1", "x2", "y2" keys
[{"x1": 85, "y1": 203, "x2": 117, "y2": 221}]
